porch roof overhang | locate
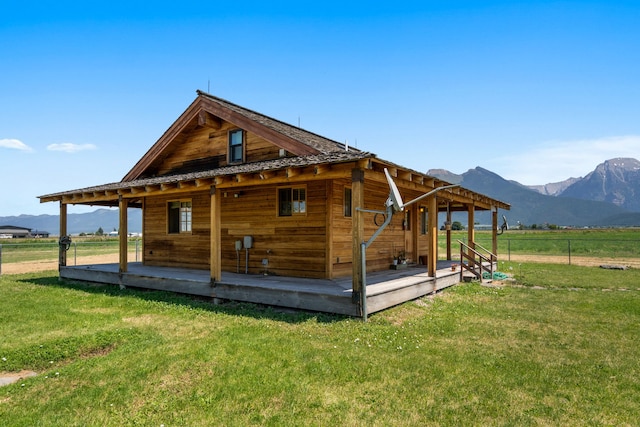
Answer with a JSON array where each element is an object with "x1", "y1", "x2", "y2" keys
[{"x1": 38, "y1": 153, "x2": 510, "y2": 212}]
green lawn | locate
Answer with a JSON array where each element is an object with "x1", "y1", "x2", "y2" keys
[{"x1": 1, "y1": 264, "x2": 639, "y2": 426}]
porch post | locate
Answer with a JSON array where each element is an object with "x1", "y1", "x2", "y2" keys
[
  {"x1": 467, "y1": 203, "x2": 475, "y2": 260},
  {"x1": 210, "y1": 186, "x2": 221, "y2": 282},
  {"x1": 119, "y1": 196, "x2": 128, "y2": 273},
  {"x1": 492, "y1": 207, "x2": 498, "y2": 257},
  {"x1": 427, "y1": 195, "x2": 438, "y2": 276},
  {"x1": 58, "y1": 202, "x2": 67, "y2": 268},
  {"x1": 446, "y1": 205, "x2": 452, "y2": 260},
  {"x1": 351, "y1": 168, "x2": 365, "y2": 305}
]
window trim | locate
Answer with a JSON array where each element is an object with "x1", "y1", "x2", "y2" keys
[
  {"x1": 228, "y1": 129, "x2": 245, "y2": 164},
  {"x1": 278, "y1": 185, "x2": 307, "y2": 217},
  {"x1": 168, "y1": 199, "x2": 193, "y2": 234}
]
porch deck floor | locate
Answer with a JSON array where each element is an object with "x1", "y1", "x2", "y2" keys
[{"x1": 60, "y1": 260, "x2": 472, "y2": 316}]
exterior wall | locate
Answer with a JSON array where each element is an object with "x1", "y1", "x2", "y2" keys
[
  {"x1": 156, "y1": 123, "x2": 284, "y2": 176},
  {"x1": 140, "y1": 174, "x2": 435, "y2": 278},
  {"x1": 220, "y1": 180, "x2": 328, "y2": 278},
  {"x1": 329, "y1": 178, "x2": 354, "y2": 277},
  {"x1": 143, "y1": 190, "x2": 211, "y2": 269},
  {"x1": 142, "y1": 180, "x2": 330, "y2": 278}
]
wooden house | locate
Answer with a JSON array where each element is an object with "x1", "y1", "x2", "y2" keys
[{"x1": 39, "y1": 91, "x2": 509, "y2": 317}]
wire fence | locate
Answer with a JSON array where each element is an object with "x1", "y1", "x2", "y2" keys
[
  {"x1": 0, "y1": 240, "x2": 142, "y2": 275},
  {"x1": 448, "y1": 238, "x2": 640, "y2": 267},
  {"x1": 1, "y1": 237, "x2": 639, "y2": 275}
]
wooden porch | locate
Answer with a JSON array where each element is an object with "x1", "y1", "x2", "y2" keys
[{"x1": 59, "y1": 260, "x2": 483, "y2": 317}]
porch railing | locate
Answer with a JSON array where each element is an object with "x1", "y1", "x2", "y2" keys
[{"x1": 458, "y1": 240, "x2": 496, "y2": 283}]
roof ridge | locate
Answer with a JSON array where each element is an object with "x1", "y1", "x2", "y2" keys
[{"x1": 196, "y1": 90, "x2": 364, "y2": 155}]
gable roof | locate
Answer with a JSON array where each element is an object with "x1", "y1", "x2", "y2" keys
[
  {"x1": 123, "y1": 91, "x2": 363, "y2": 181},
  {"x1": 38, "y1": 91, "x2": 510, "y2": 212}
]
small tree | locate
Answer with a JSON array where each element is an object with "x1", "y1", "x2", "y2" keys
[
  {"x1": 96, "y1": 227, "x2": 104, "y2": 236},
  {"x1": 451, "y1": 221, "x2": 464, "y2": 230}
]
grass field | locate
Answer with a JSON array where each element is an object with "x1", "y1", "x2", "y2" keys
[
  {"x1": 1, "y1": 263, "x2": 639, "y2": 426},
  {"x1": 445, "y1": 228, "x2": 640, "y2": 258}
]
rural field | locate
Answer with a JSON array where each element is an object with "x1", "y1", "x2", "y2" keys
[{"x1": 1, "y1": 229, "x2": 639, "y2": 425}]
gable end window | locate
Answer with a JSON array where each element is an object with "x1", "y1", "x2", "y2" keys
[
  {"x1": 278, "y1": 187, "x2": 306, "y2": 216},
  {"x1": 168, "y1": 200, "x2": 192, "y2": 234},
  {"x1": 229, "y1": 129, "x2": 244, "y2": 163}
]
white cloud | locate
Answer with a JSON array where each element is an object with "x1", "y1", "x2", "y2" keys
[
  {"x1": 47, "y1": 143, "x2": 97, "y2": 153},
  {"x1": 0, "y1": 138, "x2": 33, "y2": 152},
  {"x1": 492, "y1": 135, "x2": 640, "y2": 185}
]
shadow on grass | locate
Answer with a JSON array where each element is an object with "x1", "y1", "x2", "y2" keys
[{"x1": 17, "y1": 273, "x2": 346, "y2": 324}]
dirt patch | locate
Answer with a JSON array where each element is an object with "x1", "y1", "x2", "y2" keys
[
  {"x1": 1, "y1": 253, "x2": 137, "y2": 275},
  {"x1": 0, "y1": 370, "x2": 37, "y2": 387},
  {"x1": 500, "y1": 254, "x2": 640, "y2": 268}
]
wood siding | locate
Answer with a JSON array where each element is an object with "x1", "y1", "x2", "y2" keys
[
  {"x1": 141, "y1": 176, "x2": 435, "y2": 279},
  {"x1": 220, "y1": 180, "x2": 328, "y2": 279},
  {"x1": 143, "y1": 191, "x2": 211, "y2": 269},
  {"x1": 156, "y1": 122, "x2": 285, "y2": 176}
]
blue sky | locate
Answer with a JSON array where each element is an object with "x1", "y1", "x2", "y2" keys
[{"x1": 2, "y1": 1, "x2": 639, "y2": 216}]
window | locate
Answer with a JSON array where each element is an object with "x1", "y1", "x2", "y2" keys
[
  {"x1": 344, "y1": 187, "x2": 352, "y2": 217},
  {"x1": 278, "y1": 187, "x2": 306, "y2": 216},
  {"x1": 168, "y1": 200, "x2": 192, "y2": 233},
  {"x1": 229, "y1": 129, "x2": 244, "y2": 163}
]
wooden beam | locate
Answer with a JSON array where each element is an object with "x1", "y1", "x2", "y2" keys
[
  {"x1": 197, "y1": 110, "x2": 222, "y2": 129},
  {"x1": 178, "y1": 180, "x2": 197, "y2": 190},
  {"x1": 467, "y1": 204, "x2": 475, "y2": 261},
  {"x1": 446, "y1": 205, "x2": 452, "y2": 261},
  {"x1": 210, "y1": 186, "x2": 221, "y2": 282},
  {"x1": 427, "y1": 195, "x2": 438, "y2": 277},
  {"x1": 492, "y1": 208, "x2": 498, "y2": 257},
  {"x1": 351, "y1": 168, "x2": 365, "y2": 313},
  {"x1": 195, "y1": 178, "x2": 213, "y2": 187},
  {"x1": 119, "y1": 197, "x2": 128, "y2": 273},
  {"x1": 286, "y1": 167, "x2": 300, "y2": 179},
  {"x1": 314, "y1": 164, "x2": 331, "y2": 175},
  {"x1": 259, "y1": 170, "x2": 275, "y2": 180},
  {"x1": 59, "y1": 202, "x2": 67, "y2": 268}
]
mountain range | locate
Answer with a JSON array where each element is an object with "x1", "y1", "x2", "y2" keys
[
  {"x1": 2, "y1": 158, "x2": 639, "y2": 235},
  {"x1": 0, "y1": 209, "x2": 142, "y2": 237},
  {"x1": 428, "y1": 157, "x2": 640, "y2": 227}
]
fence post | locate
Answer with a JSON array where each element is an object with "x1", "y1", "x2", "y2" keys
[
  {"x1": 74, "y1": 242, "x2": 77, "y2": 266},
  {"x1": 0, "y1": 244, "x2": 2, "y2": 276},
  {"x1": 508, "y1": 239, "x2": 511, "y2": 261},
  {"x1": 135, "y1": 239, "x2": 139, "y2": 262},
  {"x1": 568, "y1": 239, "x2": 571, "y2": 265}
]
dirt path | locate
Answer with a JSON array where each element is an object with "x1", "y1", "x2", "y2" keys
[
  {"x1": 503, "y1": 254, "x2": 640, "y2": 268},
  {"x1": 1, "y1": 253, "x2": 137, "y2": 275}
]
